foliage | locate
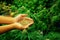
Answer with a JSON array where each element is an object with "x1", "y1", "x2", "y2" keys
[{"x1": 0, "y1": 0, "x2": 60, "y2": 40}]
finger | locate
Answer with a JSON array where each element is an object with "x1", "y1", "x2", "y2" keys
[
  {"x1": 20, "y1": 14, "x2": 28, "y2": 17},
  {"x1": 24, "y1": 17, "x2": 34, "y2": 23},
  {"x1": 15, "y1": 14, "x2": 28, "y2": 22},
  {"x1": 24, "y1": 17, "x2": 33, "y2": 21},
  {"x1": 16, "y1": 14, "x2": 28, "y2": 18},
  {"x1": 26, "y1": 18, "x2": 34, "y2": 26},
  {"x1": 23, "y1": 25, "x2": 29, "y2": 29}
]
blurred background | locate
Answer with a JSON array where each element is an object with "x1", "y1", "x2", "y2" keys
[{"x1": 0, "y1": 0, "x2": 60, "y2": 40}]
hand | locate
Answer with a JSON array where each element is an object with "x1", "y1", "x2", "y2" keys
[
  {"x1": 15, "y1": 14, "x2": 27, "y2": 22},
  {"x1": 12, "y1": 14, "x2": 34, "y2": 30},
  {"x1": 13, "y1": 22, "x2": 29, "y2": 30}
]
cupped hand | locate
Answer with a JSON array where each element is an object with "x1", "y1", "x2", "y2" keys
[
  {"x1": 15, "y1": 14, "x2": 28, "y2": 22},
  {"x1": 13, "y1": 23, "x2": 28, "y2": 30},
  {"x1": 13, "y1": 14, "x2": 34, "y2": 30}
]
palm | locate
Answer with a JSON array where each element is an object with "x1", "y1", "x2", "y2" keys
[{"x1": 14, "y1": 14, "x2": 34, "y2": 30}]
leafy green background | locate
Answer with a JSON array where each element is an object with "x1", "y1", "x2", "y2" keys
[{"x1": 0, "y1": 0, "x2": 60, "y2": 40}]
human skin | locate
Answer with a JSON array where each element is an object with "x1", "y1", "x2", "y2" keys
[
  {"x1": 0, "y1": 14, "x2": 27, "y2": 24},
  {"x1": 0, "y1": 24, "x2": 15, "y2": 34},
  {"x1": 0, "y1": 16, "x2": 16, "y2": 24},
  {"x1": 0, "y1": 14, "x2": 34, "y2": 34}
]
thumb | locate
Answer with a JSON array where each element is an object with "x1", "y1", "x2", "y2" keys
[{"x1": 14, "y1": 14, "x2": 28, "y2": 22}]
